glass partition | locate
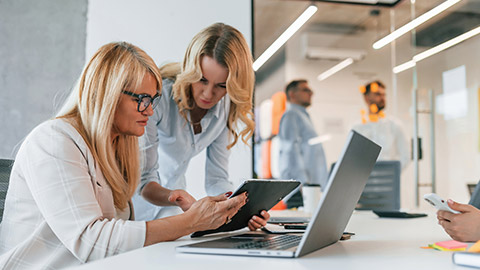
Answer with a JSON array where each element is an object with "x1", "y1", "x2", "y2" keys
[{"x1": 253, "y1": 0, "x2": 480, "y2": 209}]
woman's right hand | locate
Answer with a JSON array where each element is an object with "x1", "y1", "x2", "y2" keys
[{"x1": 185, "y1": 192, "x2": 247, "y2": 232}]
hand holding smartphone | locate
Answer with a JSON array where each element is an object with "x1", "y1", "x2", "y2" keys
[{"x1": 423, "y1": 193, "x2": 460, "y2": 214}]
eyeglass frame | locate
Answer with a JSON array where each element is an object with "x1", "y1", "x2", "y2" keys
[
  {"x1": 298, "y1": 87, "x2": 313, "y2": 94},
  {"x1": 122, "y1": 90, "x2": 161, "y2": 112}
]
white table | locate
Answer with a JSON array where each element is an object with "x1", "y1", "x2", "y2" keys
[{"x1": 70, "y1": 211, "x2": 473, "y2": 270}]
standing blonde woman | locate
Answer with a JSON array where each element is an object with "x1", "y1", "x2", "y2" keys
[
  {"x1": 0, "y1": 42, "x2": 246, "y2": 269},
  {"x1": 133, "y1": 23, "x2": 269, "y2": 230}
]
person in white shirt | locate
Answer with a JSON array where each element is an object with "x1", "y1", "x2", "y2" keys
[
  {"x1": 0, "y1": 42, "x2": 248, "y2": 269},
  {"x1": 132, "y1": 23, "x2": 269, "y2": 230},
  {"x1": 353, "y1": 80, "x2": 410, "y2": 170}
]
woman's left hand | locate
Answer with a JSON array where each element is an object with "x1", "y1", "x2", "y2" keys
[
  {"x1": 248, "y1": 210, "x2": 270, "y2": 231},
  {"x1": 168, "y1": 190, "x2": 197, "y2": 212}
]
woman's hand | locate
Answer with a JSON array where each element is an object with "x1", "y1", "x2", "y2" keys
[
  {"x1": 168, "y1": 189, "x2": 196, "y2": 212},
  {"x1": 185, "y1": 192, "x2": 247, "y2": 232},
  {"x1": 437, "y1": 199, "x2": 480, "y2": 242},
  {"x1": 248, "y1": 210, "x2": 270, "y2": 231}
]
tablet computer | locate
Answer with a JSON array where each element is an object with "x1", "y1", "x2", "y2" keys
[{"x1": 191, "y1": 179, "x2": 300, "y2": 237}]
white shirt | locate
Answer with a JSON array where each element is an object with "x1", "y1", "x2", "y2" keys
[
  {"x1": 0, "y1": 119, "x2": 146, "y2": 269},
  {"x1": 132, "y1": 79, "x2": 234, "y2": 221},
  {"x1": 352, "y1": 116, "x2": 410, "y2": 170}
]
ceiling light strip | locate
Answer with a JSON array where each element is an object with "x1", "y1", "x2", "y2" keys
[
  {"x1": 252, "y1": 5, "x2": 318, "y2": 71},
  {"x1": 317, "y1": 58, "x2": 354, "y2": 81},
  {"x1": 413, "y1": 25, "x2": 480, "y2": 62},
  {"x1": 373, "y1": 0, "x2": 461, "y2": 50},
  {"x1": 393, "y1": 25, "x2": 480, "y2": 73},
  {"x1": 392, "y1": 60, "x2": 416, "y2": 74}
]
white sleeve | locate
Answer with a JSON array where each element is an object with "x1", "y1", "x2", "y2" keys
[
  {"x1": 22, "y1": 124, "x2": 146, "y2": 261},
  {"x1": 205, "y1": 126, "x2": 234, "y2": 196},
  {"x1": 138, "y1": 104, "x2": 162, "y2": 193}
]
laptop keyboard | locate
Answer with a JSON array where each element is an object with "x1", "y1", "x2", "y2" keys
[{"x1": 234, "y1": 234, "x2": 302, "y2": 250}]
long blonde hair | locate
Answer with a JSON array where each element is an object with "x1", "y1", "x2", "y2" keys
[
  {"x1": 57, "y1": 42, "x2": 162, "y2": 210},
  {"x1": 162, "y1": 23, "x2": 255, "y2": 149}
]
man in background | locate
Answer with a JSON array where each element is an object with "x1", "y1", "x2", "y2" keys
[
  {"x1": 353, "y1": 80, "x2": 409, "y2": 169},
  {"x1": 278, "y1": 79, "x2": 328, "y2": 208}
]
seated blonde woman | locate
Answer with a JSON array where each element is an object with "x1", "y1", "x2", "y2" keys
[{"x1": 0, "y1": 42, "x2": 246, "y2": 269}]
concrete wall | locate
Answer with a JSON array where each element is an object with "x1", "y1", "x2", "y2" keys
[{"x1": 0, "y1": 0, "x2": 87, "y2": 159}]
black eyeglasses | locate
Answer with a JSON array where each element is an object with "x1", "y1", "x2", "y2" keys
[{"x1": 122, "y1": 90, "x2": 161, "y2": 112}]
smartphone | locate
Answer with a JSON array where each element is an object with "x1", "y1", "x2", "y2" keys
[{"x1": 423, "y1": 193, "x2": 460, "y2": 214}]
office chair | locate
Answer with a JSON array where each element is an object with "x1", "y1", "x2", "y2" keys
[
  {"x1": 329, "y1": 160, "x2": 401, "y2": 211},
  {"x1": 356, "y1": 160, "x2": 401, "y2": 211},
  {"x1": 0, "y1": 159, "x2": 14, "y2": 222}
]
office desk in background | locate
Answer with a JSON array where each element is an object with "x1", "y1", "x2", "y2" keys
[{"x1": 70, "y1": 211, "x2": 469, "y2": 270}]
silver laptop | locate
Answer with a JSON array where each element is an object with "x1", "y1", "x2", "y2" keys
[{"x1": 176, "y1": 130, "x2": 381, "y2": 258}]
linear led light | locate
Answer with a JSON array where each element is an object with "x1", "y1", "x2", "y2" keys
[
  {"x1": 252, "y1": 5, "x2": 318, "y2": 71},
  {"x1": 393, "y1": 60, "x2": 416, "y2": 74},
  {"x1": 317, "y1": 58, "x2": 354, "y2": 81},
  {"x1": 413, "y1": 25, "x2": 480, "y2": 62},
  {"x1": 393, "y1": 25, "x2": 480, "y2": 74},
  {"x1": 373, "y1": 0, "x2": 461, "y2": 50}
]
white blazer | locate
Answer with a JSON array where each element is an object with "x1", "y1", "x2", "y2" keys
[{"x1": 0, "y1": 119, "x2": 146, "y2": 269}]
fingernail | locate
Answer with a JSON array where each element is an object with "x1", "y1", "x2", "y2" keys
[
  {"x1": 252, "y1": 216, "x2": 257, "y2": 220},
  {"x1": 261, "y1": 210, "x2": 266, "y2": 215},
  {"x1": 448, "y1": 199, "x2": 453, "y2": 204},
  {"x1": 225, "y1": 192, "x2": 232, "y2": 197}
]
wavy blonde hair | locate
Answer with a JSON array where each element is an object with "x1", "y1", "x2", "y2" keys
[
  {"x1": 161, "y1": 23, "x2": 255, "y2": 149},
  {"x1": 57, "y1": 42, "x2": 162, "y2": 210}
]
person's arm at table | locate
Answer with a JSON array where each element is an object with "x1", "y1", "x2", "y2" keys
[
  {"x1": 437, "y1": 199, "x2": 480, "y2": 242},
  {"x1": 141, "y1": 182, "x2": 196, "y2": 211},
  {"x1": 144, "y1": 193, "x2": 246, "y2": 245},
  {"x1": 138, "y1": 92, "x2": 196, "y2": 211}
]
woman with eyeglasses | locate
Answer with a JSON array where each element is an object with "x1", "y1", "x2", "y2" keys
[
  {"x1": 0, "y1": 42, "x2": 247, "y2": 269},
  {"x1": 132, "y1": 23, "x2": 270, "y2": 230}
]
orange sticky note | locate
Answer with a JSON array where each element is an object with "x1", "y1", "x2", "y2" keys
[{"x1": 468, "y1": 240, "x2": 480, "y2": 252}]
